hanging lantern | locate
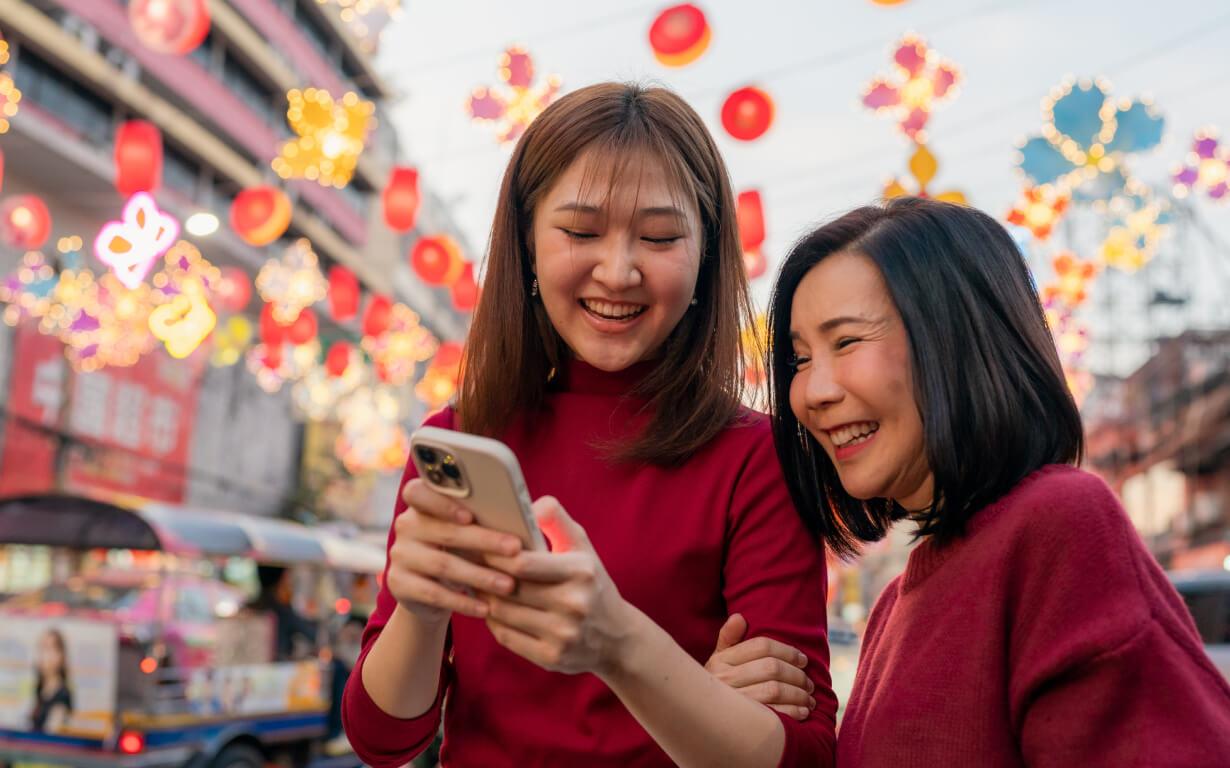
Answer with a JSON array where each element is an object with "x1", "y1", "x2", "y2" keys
[
  {"x1": 231, "y1": 186, "x2": 292, "y2": 246},
  {"x1": 215, "y1": 266, "x2": 252, "y2": 312},
  {"x1": 383, "y1": 166, "x2": 421, "y2": 232},
  {"x1": 411, "y1": 235, "x2": 464, "y2": 286},
  {"x1": 286, "y1": 307, "x2": 318, "y2": 345},
  {"x1": 114, "y1": 120, "x2": 163, "y2": 196},
  {"x1": 648, "y1": 4, "x2": 711, "y2": 68},
  {"x1": 259, "y1": 302, "x2": 286, "y2": 347},
  {"x1": 720, "y1": 87, "x2": 774, "y2": 142},
  {"x1": 325, "y1": 341, "x2": 352, "y2": 378},
  {"x1": 328, "y1": 265, "x2": 360, "y2": 321},
  {"x1": 0, "y1": 195, "x2": 51, "y2": 250},
  {"x1": 129, "y1": 0, "x2": 211, "y2": 55},
  {"x1": 451, "y1": 263, "x2": 479, "y2": 312},
  {"x1": 743, "y1": 249, "x2": 767, "y2": 280},
  {"x1": 362, "y1": 294, "x2": 392, "y2": 337},
  {"x1": 736, "y1": 190, "x2": 765, "y2": 252}
]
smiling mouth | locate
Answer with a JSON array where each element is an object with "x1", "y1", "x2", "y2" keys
[
  {"x1": 827, "y1": 421, "x2": 880, "y2": 448},
  {"x1": 580, "y1": 299, "x2": 647, "y2": 321}
]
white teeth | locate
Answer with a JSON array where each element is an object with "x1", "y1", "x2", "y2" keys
[
  {"x1": 582, "y1": 300, "x2": 646, "y2": 320},
  {"x1": 830, "y1": 421, "x2": 879, "y2": 448}
]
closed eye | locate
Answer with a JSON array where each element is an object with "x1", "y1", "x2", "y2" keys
[
  {"x1": 642, "y1": 236, "x2": 682, "y2": 245},
  {"x1": 836, "y1": 337, "x2": 860, "y2": 350},
  {"x1": 787, "y1": 354, "x2": 811, "y2": 373},
  {"x1": 560, "y1": 228, "x2": 598, "y2": 240}
]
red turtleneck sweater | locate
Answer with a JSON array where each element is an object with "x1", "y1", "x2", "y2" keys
[
  {"x1": 343, "y1": 361, "x2": 838, "y2": 767},
  {"x1": 837, "y1": 465, "x2": 1230, "y2": 767}
]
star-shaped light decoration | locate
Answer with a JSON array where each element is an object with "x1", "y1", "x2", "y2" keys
[
  {"x1": 1172, "y1": 128, "x2": 1230, "y2": 202},
  {"x1": 362, "y1": 301, "x2": 437, "y2": 386},
  {"x1": 883, "y1": 144, "x2": 966, "y2": 204},
  {"x1": 468, "y1": 47, "x2": 561, "y2": 146},
  {"x1": 52, "y1": 271, "x2": 158, "y2": 372},
  {"x1": 1097, "y1": 186, "x2": 1171, "y2": 273},
  {"x1": 862, "y1": 35, "x2": 960, "y2": 143},
  {"x1": 1040, "y1": 251, "x2": 1098, "y2": 309},
  {"x1": 272, "y1": 88, "x2": 375, "y2": 189},
  {"x1": 1005, "y1": 184, "x2": 1070, "y2": 241},
  {"x1": 1016, "y1": 77, "x2": 1164, "y2": 202},
  {"x1": 0, "y1": 251, "x2": 57, "y2": 327},
  {"x1": 256, "y1": 239, "x2": 328, "y2": 324}
]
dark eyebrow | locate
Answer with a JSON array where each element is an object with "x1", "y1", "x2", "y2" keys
[
  {"x1": 552, "y1": 203, "x2": 687, "y2": 219},
  {"x1": 788, "y1": 315, "x2": 876, "y2": 340}
]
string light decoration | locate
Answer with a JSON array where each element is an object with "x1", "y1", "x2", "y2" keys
[
  {"x1": 862, "y1": 35, "x2": 960, "y2": 143},
  {"x1": 293, "y1": 343, "x2": 364, "y2": 420},
  {"x1": 0, "y1": 251, "x2": 57, "y2": 327},
  {"x1": 0, "y1": 34, "x2": 20, "y2": 135},
  {"x1": 1042, "y1": 297, "x2": 1093, "y2": 406},
  {"x1": 256, "y1": 239, "x2": 328, "y2": 324},
  {"x1": 1015, "y1": 77, "x2": 1164, "y2": 201},
  {"x1": 720, "y1": 87, "x2": 774, "y2": 142},
  {"x1": 315, "y1": 0, "x2": 400, "y2": 54},
  {"x1": 1097, "y1": 184, "x2": 1171, "y2": 273},
  {"x1": 883, "y1": 144, "x2": 966, "y2": 203},
  {"x1": 246, "y1": 338, "x2": 321, "y2": 394},
  {"x1": 336, "y1": 384, "x2": 408, "y2": 473},
  {"x1": 210, "y1": 315, "x2": 253, "y2": 368},
  {"x1": 54, "y1": 272, "x2": 157, "y2": 372},
  {"x1": 362, "y1": 301, "x2": 437, "y2": 386},
  {"x1": 468, "y1": 47, "x2": 561, "y2": 146},
  {"x1": 1172, "y1": 128, "x2": 1229, "y2": 202},
  {"x1": 648, "y1": 4, "x2": 711, "y2": 67},
  {"x1": 1, "y1": 195, "x2": 52, "y2": 250},
  {"x1": 415, "y1": 342, "x2": 463, "y2": 409},
  {"x1": 273, "y1": 88, "x2": 375, "y2": 189},
  {"x1": 1040, "y1": 251, "x2": 1098, "y2": 309},
  {"x1": 94, "y1": 192, "x2": 179, "y2": 290},
  {"x1": 1005, "y1": 184, "x2": 1070, "y2": 240}
]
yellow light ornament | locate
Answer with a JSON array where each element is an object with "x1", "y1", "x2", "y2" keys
[
  {"x1": 883, "y1": 144, "x2": 967, "y2": 204},
  {"x1": 149, "y1": 279, "x2": 216, "y2": 359},
  {"x1": 272, "y1": 88, "x2": 374, "y2": 189}
]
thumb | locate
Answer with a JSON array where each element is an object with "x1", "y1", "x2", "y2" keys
[
  {"x1": 533, "y1": 496, "x2": 588, "y2": 553},
  {"x1": 714, "y1": 613, "x2": 748, "y2": 653}
]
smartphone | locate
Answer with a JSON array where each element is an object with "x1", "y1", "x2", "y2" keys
[{"x1": 408, "y1": 426, "x2": 546, "y2": 552}]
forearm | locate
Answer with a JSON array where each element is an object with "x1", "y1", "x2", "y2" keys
[
  {"x1": 360, "y1": 605, "x2": 449, "y2": 718},
  {"x1": 600, "y1": 604, "x2": 785, "y2": 768}
]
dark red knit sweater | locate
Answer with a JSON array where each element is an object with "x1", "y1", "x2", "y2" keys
[
  {"x1": 837, "y1": 464, "x2": 1230, "y2": 767},
  {"x1": 343, "y1": 361, "x2": 838, "y2": 767}
]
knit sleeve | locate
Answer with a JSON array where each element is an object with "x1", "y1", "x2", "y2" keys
[
  {"x1": 342, "y1": 408, "x2": 456, "y2": 768},
  {"x1": 1008, "y1": 469, "x2": 1230, "y2": 767},
  {"x1": 723, "y1": 420, "x2": 837, "y2": 768}
]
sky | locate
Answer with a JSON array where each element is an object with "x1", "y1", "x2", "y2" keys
[{"x1": 376, "y1": 0, "x2": 1230, "y2": 374}]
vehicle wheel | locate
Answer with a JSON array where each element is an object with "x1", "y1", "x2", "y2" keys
[{"x1": 211, "y1": 743, "x2": 265, "y2": 768}]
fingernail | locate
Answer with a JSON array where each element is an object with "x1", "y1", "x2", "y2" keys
[
  {"x1": 797, "y1": 706, "x2": 810, "y2": 719},
  {"x1": 502, "y1": 538, "x2": 520, "y2": 555},
  {"x1": 455, "y1": 507, "x2": 473, "y2": 524},
  {"x1": 796, "y1": 652, "x2": 808, "y2": 667},
  {"x1": 493, "y1": 576, "x2": 514, "y2": 592},
  {"x1": 806, "y1": 678, "x2": 814, "y2": 692},
  {"x1": 808, "y1": 696, "x2": 816, "y2": 709}
]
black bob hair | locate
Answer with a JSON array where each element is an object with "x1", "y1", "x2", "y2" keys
[{"x1": 768, "y1": 197, "x2": 1084, "y2": 558}]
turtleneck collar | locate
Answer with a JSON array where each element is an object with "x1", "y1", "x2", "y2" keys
[{"x1": 555, "y1": 357, "x2": 658, "y2": 397}]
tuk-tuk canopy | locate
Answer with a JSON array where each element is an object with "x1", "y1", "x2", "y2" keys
[{"x1": 0, "y1": 493, "x2": 385, "y2": 573}]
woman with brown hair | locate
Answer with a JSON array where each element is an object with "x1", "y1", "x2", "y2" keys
[{"x1": 343, "y1": 83, "x2": 837, "y2": 767}]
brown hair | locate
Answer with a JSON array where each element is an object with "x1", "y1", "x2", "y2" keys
[{"x1": 457, "y1": 82, "x2": 755, "y2": 465}]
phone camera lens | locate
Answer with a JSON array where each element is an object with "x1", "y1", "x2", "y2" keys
[
  {"x1": 416, "y1": 446, "x2": 438, "y2": 465},
  {"x1": 426, "y1": 469, "x2": 445, "y2": 485},
  {"x1": 441, "y1": 462, "x2": 461, "y2": 481}
]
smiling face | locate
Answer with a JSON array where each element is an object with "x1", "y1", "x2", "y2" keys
[
  {"x1": 787, "y1": 250, "x2": 933, "y2": 511},
  {"x1": 530, "y1": 149, "x2": 702, "y2": 372}
]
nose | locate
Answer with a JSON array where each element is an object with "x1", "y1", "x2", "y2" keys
[
  {"x1": 802, "y1": 357, "x2": 844, "y2": 411},
  {"x1": 591, "y1": 235, "x2": 642, "y2": 292}
]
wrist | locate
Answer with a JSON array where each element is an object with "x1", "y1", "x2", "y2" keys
[{"x1": 595, "y1": 600, "x2": 656, "y2": 683}]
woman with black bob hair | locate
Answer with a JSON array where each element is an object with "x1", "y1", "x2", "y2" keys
[{"x1": 770, "y1": 197, "x2": 1230, "y2": 766}]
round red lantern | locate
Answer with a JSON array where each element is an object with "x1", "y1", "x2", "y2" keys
[
  {"x1": 720, "y1": 87, "x2": 774, "y2": 142},
  {"x1": 451, "y1": 263, "x2": 479, "y2": 312},
  {"x1": 383, "y1": 167, "x2": 421, "y2": 232},
  {"x1": 325, "y1": 341, "x2": 351, "y2": 378},
  {"x1": 129, "y1": 0, "x2": 210, "y2": 55},
  {"x1": 0, "y1": 195, "x2": 51, "y2": 250},
  {"x1": 648, "y1": 4, "x2": 711, "y2": 68},
  {"x1": 259, "y1": 302, "x2": 285, "y2": 347},
  {"x1": 434, "y1": 341, "x2": 464, "y2": 370},
  {"x1": 230, "y1": 186, "x2": 291, "y2": 247},
  {"x1": 735, "y1": 190, "x2": 765, "y2": 252},
  {"x1": 286, "y1": 308, "x2": 317, "y2": 345},
  {"x1": 411, "y1": 235, "x2": 464, "y2": 286},
  {"x1": 328, "y1": 265, "x2": 359, "y2": 322},
  {"x1": 114, "y1": 120, "x2": 163, "y2": 196},
  {"x1": 362, "y1": 294, "x2": 393, "y2": 338},
  {"x1": 215, "y1": 267, "x2": 251, "y2": 312}
]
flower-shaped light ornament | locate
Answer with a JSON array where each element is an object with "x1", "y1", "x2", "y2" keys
[
  {"x1": 1097, "y1": 183, "x2": 1171, "y2": 273},
  {"x1": 883, "y1": 144, "x2": 966, "y2": 203},
  {"x1": 1005, "y1": 184, "x2": 1069, "y2": 240},
  {"x1": 1015, "y1": 78, "x2": 1164, "y2": 202},
  {"x1": 468, "y1": 47, "x2": 561, "y2": 146},
  {"x1": 1040, "y1": 251, "x2": 1098, "y2": 309},
  {"x1": 1172, "y1": 129, "x2": 1230, "y2": 202},
  {"x1": 272, "y1": 88, "x2": 374, "y2": 189},
  {"x1": 862, "y1": 35, "x2": 960, "y2": 143},
  {"x1": 336, "y1": 384, "x2": 408, "y2": 473},
  {"x1": 256, "y1": 239, "x2": 328, "y2": 324},
  {"x1": 362, "y1": 301, "x2": 437, "y2": 386},
  {"x1": 293, "y1": 343, "x2": 366, "y2": 420}
]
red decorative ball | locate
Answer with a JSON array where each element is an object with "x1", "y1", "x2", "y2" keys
[{"x1": 720, "y1": 87, "x2": 775, "y2": 141}]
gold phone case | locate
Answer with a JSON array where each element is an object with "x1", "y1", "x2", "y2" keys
[{"x1": 409, "y1": 426, "x2": 546, "y2": 551}]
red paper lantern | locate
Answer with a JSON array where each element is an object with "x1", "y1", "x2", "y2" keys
[
  {"x1": 362, "y1": 294, "x2": 393, "y2": 338},
  {"x1": 286, "y1": 307, "x2": 317, "y2": 345},
  {"x1": 325, "y1": 341, "x2": 351, "y2": 378},
  {"x1": 411, "y1": 235, "x2": 464, "y2": 286},
  {"x1": 383, "y1": 166, "x2": 421, "y2": 232},
  {"x1": 743, "y1": 249, "x2": 767, "y2": 280},
  {"x1": 259, "y1": 302, "x2": 285, "y2": 347},
  {"x1": 735, "y1": 190, "x2": 765, "y2": 251},
  {"x1": 231, "y1": 186, "x2": 291, "y2": 246},
  {"x1": 451, "y1": 262, "x2": 479, "y2": 312},
  {"x1": 0, "y1": 195, "x2": 51, "y2": 249},
  {"x1": 648, "y1": 4, "x2": 711, "y2": 67},
  {"x1": 129, "y1": 0, "x2": 210, "y2": 55},
  {"x1": 434, "y1": 341, "x2": 464, "y2": 370},
  {"x1": 328, "y1": 265, "x2": 360, "y2": 321},
  {"x1": 114, "y1": 120, "x2": 163, "y2": 196},
  {"x1": 215, "y1": 267, "x2": 252, "y2": 313},
  {"x1": 721, "y1": 87, "x2": 774, "y2": 142}
]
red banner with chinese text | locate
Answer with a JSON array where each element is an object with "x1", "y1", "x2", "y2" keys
[{"x1": 0, "y1": 321, "x2": 65, "y2": 496}]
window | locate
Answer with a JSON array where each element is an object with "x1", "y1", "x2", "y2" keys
[
  {"x1": 12, "y1": 49, "x2": 114, "y2": 145},
  {"x1": 163, "y1": 142, "x2": 200, "y2": 197},
  {"x1": 188, "y1": 31, "x2": 216, "y2": 73},
  {"x1": 296, "y1": 0, "x2": 337, "y2": 63},
  {"x1": 221, "y1": 51, "x2": 277, "y2": 127}
]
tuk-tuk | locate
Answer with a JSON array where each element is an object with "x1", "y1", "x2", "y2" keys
[{"x1": 0, "y1": 493, "x2": 385, "y2": 768}]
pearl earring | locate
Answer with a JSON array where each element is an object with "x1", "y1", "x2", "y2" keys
[
  {"x1": 530, "y1": 278, "x2": 539, "y2": 297},
  {"x1": 690, "y1": 297, "x2": 698, "y2": 306}
]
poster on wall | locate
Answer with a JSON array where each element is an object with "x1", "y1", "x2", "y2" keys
[{"x1": 0, "y1": 615, "x2": 117, "y2": 739}]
